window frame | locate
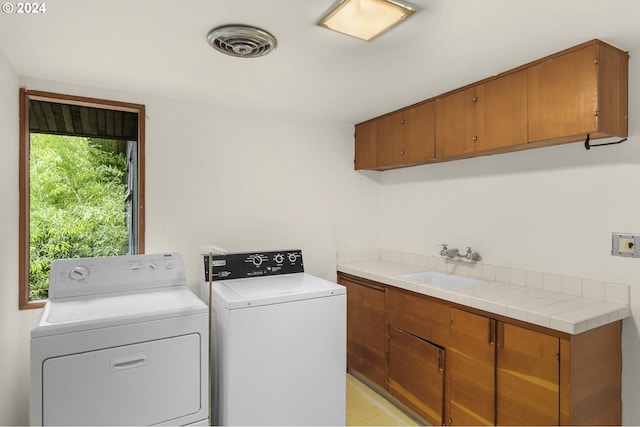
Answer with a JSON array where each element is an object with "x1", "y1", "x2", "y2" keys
[{"x1": 19, "y1": 88, "x2": 146, "y2": 310}]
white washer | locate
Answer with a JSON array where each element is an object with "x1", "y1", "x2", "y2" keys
[
  {"x1": 200, "y1": 249, "x2": 346, "y2": 426},
  {"x1": 30, "y1": 253, "x2": 209, "y2": 426}
]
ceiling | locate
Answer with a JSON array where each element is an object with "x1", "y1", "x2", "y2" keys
[{"x1": 1, "y1": 0, "x2": 639, "y2": 124}]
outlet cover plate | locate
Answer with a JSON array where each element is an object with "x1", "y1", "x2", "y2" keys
[{"x1": 612, "y1": 232, "x2": 640, "y2": 257}]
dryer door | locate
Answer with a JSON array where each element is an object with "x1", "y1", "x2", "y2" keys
[{"x1": 42, "y1": 333, "x2": 202, "y2": 425}]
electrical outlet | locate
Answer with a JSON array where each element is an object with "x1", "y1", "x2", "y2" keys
[{"x1": 612, "y1": 233, "x2": 640, "y2": 258}]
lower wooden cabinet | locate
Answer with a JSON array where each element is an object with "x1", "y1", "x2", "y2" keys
[
  {"x1": 497, "y1": 322, "x2": 559, "y2": 426},
  {"x1": 338, "y1": 272, "x2": 622, "y2": 426},
  {"x1": 388, "y1": 326, "x2": 445, "y2": 426},
  {"x1": 448, "y1": 308, "x2": 560, "y2": 426},
  {"x1": 341, "y1": 276, "x2": 387, "y2": 388},
  {"x1": 448, "y1": 308, "x2": 496, "y2": 426}
]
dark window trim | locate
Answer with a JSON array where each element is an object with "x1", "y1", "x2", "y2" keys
[{"x1": 19, "y1": 88, "x2": 146, "y2": 310}]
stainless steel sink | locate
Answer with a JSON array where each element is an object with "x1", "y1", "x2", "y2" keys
[{"x1": 399, "y1": 271, "x2": 487, "y2": 289}]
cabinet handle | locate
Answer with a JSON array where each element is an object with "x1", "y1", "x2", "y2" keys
[
  {"x1": 400, "y1": 119, "x2": 405, "y2": 124},
  {"x1": 473, "y1": 135, "x2": 478, "y2": 142},
  {"x1": 400, "y1": 150, "x2": 405, "y2": 155},
  {"x1": 496, "y1": 321, "x2": 505, "y2": 349},
  {"x1": 472, "y1": 96, "x2": 478, "y2": 103},
  {"x1": 488, "y1": 319, "x2": 496, "y2": 345}
]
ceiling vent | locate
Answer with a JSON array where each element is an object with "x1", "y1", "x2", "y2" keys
[{"x1": 207, "y1": 25, "x2": 277, "y2": 58}]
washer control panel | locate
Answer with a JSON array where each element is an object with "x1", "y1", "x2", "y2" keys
[{"x1": 203, "y1": 249, "x2": 304, "y2": 281}]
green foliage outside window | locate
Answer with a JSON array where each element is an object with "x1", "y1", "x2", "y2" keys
[{"x1": 29, "y1": 134, "x2": 129, "y2": 300}]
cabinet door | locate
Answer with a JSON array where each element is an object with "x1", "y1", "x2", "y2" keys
[
  {"x1": 475, "y1": 70, "x2": 528, "y2": 152},
  {"x1": 376, "y1": 110, "x2": 404, "y2": 168},
  {"x1": 436, "y1": 88, "x2": 476, "y2": 159},
  {"x1": 341, "y1": 278, "x2": 387, "y2": 387},
  {"x1": 447, "y1": 308, "x2": 495, "y2": 426},
  {"x1": 528, "y1": 45, "x2": 599, "y2": 143},
  {"x1": 354, "y1": 120, "x2": 377, "y2": 170},
  {"x1": 403, "y1": 101, "x2": 436, "y2": 164},
  {"x1": 496, "y1": 323, "x2": 559, "y2": 426},
  {"x1": 388, "y1": 326, "x2": 444, "y2": 426}
]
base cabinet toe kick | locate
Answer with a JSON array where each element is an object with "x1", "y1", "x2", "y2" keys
[{"x1": 338, "y1": 272, "x2": 622, "y2": 426}]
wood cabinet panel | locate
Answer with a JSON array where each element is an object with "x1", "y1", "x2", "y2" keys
[
  {"x1": 560, "y1": 321, "x2": 622, "y2": 425},
  {"x1": 354, "y1": 120, "x2": 377, "y2": 170},
  {"x1": 387, "y1": 287, "x2": 450, "y2": 347},
  {"x1": 436, "y1": 87, "x2": 475, "y2": 159},
  {"x1": 448, "y1": 308, "x2": 495, "y2": 426},
  {"x1": 475, "y1": 70, "x2": 528, "y2": 151},
  {"x1": 340, "y1": 277, "x2": 387, "y2": 387},
  {"x1": 528, "y1": 44, "x2": 600, "y2": 142},
  {"x1": 496, "y1": 323, "x2": 559, "y2": 426},
  {"x1": 377, "y1": 101, "x2": 436, "y2": 169},
  {"x1": 376, "y1": 111, "x2": 404, "y2": 167},
  {"x1": 528, "y1": 42, "x2": 628, "y2": 144},
  {"x1": 388, "y1": 326, "x2": 444, "y2": 426},
  {"x1": 403, "y1": 101, "x2": 436, "y2": 164}
]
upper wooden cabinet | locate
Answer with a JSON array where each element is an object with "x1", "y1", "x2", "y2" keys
[
  {"x1": 435, "y1": 87, "x2": 476, "y2": 159},
  {"x1": 377, "y1": 101, "x2": 436, "y2": 169},
  {"x1": 528, "y1": 42, "x2": 628, "y2": 144},
  {"x1": 354, "y1": 120, "x2": 377, "y2": 170},
  {"x1": 354, "y1": 39, "x2": 628, "y2": 170},
  {"x1": 436, "y1": 70, "x2": 528, "y2": 160},
  {"x1": 475, "y1": 70, "x2": 528, "y2": 152}
]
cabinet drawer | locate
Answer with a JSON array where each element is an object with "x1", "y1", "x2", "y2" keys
[{"x1": 387, "y1": 287, "x2": 450, "y2": 347}]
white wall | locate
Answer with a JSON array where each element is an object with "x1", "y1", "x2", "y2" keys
[
  {"x1": 0, "y1": 74, "x2": 380, "y2": 424},
  {"x1": 379, "y1": 57, "x2": 640, "y2": 424},
  {"x1": 0, "y1": 48, "x2": 43, "y2": 427}
]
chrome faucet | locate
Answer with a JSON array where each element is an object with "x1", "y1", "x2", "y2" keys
[
  {"x1": 440, "y1": 244, "x2": 481, "y2": 262},
  {"x1": 440, "y1": 244, "x2": 459, "y2": 259}
]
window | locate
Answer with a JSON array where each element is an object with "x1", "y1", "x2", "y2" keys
[{"x1": 19, "y1": 89, "x2": 145, "y2": 309}]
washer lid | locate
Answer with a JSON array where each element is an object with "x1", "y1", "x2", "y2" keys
[
  {"x1": 213, "y1": 273, "x2": 345, "y2": 309},
  {"x1": 31, "y1": 288, "x2": 207, "y2": 338}
]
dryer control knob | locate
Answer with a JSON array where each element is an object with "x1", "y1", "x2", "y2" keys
[
  {"x1": 252, "y1": 256, "x2": 263, "y2": 267},
  {"x1": 288, "y1": 253, "x2": 298, "y2": 263},
  {"x1": 274, "y1": 254, "x2": 284, "y2": 264},
  {"x1": 69, "y1": 266, "x2": 89, "y2": 281}
]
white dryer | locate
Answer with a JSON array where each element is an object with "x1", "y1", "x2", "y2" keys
[{"x1": 30, "y1": 253, "x2": 209, "y2": 426}]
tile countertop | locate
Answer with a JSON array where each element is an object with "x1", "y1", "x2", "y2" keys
[{"x1": 336, "y1": 249, "x2": 631, "y2": 335}]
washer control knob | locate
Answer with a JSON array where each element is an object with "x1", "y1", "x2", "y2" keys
[
  {"x1": 288, "y1": 253, "x2": 298, "y2": 263},
  {"x1": 252, "y1": 255, "x2": 263, "y2": 267},
  {"x1": 69, "y1": 266, "x2": 89, "y2": 281},
  {"x1": 165, "y1": 262, "x2": 174, "y2": 270},
  {"x1": 148, "y1": 263, "x2": 158, "y2": 271},
  {"x1": 274, "y1": 254, "x2": 284, "y2": 264}
]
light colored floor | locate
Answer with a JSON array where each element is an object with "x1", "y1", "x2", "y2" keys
[{"x1": 347, "y1": 374, "x2": 421, "y2": 426}]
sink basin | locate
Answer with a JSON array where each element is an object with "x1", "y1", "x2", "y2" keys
[{"x1": 399, "y1": 271, "x2": 487, "y2": 289}]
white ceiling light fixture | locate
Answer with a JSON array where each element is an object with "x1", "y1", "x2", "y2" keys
[{"x1": 316, "y1": 0, "x2": 416, "y2": 41}]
